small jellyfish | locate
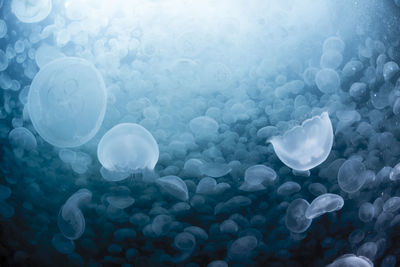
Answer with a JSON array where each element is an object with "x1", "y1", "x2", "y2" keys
[
  {"x1": 58, "y1": 189, "x2": 92, "y2": 240},
  {"x1": 196, "y1": 177, "x2": 217, "y2": 195},
  {"x1": 207, "y1": 260, "x2": 228, "y2": 267},
  {"x1": 277, "y1": 181, "x2": 301, "y2": 196},
  {"x1": 323, "y1": 36, "x2": 345, "y2": 54},
  {"x1": 51, "y1": 234, "x2": 75, "y2": 254},
  {"x1": 244, "y1": 165, "x2": 277, "y2": 185},
  {"x1": 151, "y1": 214, "x2": 173, "y2": 237},
  {"x1": 305, "y1": 193, "x2": 344, "y2": 219},
  {"x1": 8, "y1": 127, "x2": 37, "y2": 151},
  {"x1": 315, "y1": 68, "x2": 340, "y2": 94},
  {"x1": 228, "y1": 235, "x2": 258, "y2": 261},
  {"x1": 97, "y1": 123, "x2": 159, "y2": 173},
  {"x1": 0, "y1": 49, "x2": 8, "y2": 71},
  {"x1": 156, "y1": 175, "x2": 189, "y2": 201},
  {"x1": 189, "y1": 116, "x2": 219, "y2": 140},
  {"x1": 174, "y1": 232, "x2": 196, "y2": 251},
  {"x1": 337, "y1": 159, "x2": 367, "y2": 193},
  {"x1": 28, "y1": 57, "x2": 107, "y2": 148},
  {"x1": 383, "y1": 197, "x2": 400, "y2": 213},
  {"x1": 285, "y1": 198, "x2": 312, "y2": 233},
  {"x1": 269, "y1": 112, "x2": 334, "y2": 172},
  {"x1": 320, "y1": 51, "x2": 343, "y2": 69},
  {"x1": 199, "y1": 163, "x2": 231, "y2": 178},
  {"x1": 106, "y1": 186, "x2": 135, "y2": 210},
  {"x1": 11, "y1": 0, "x2": 52, "y2": 23},
  {"x1": 383, "y1": 61, "x2": 399, "y2": 81},
  {"x1": 359, "y1": 202, "x2": 375, "y2": 223},
  {"x1": 327, "y1": 254, "x2": 373, "y2": 267}
]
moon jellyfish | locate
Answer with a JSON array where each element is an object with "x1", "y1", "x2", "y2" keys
[
  {"x1": 285, "y1": 199, "x2": 312, "y2": 233},
  {"x1": 174, "y1": 232, "x2": 196, "y2": 251},
  {"x1": 277, "y1": 181, "x2": 301, "y2": 196},
  {"x1": 11, "y1": 0, "x2": 52, "y2": 23},
  {"x1": 58, "y1": 189, "x2": 92, "y2": 240},
  {"x1": 228, "y1": 235, "x2": 258, "y2": 261},
  {"x1": 327, "y1": 254, "x2": 373, "y2": 267},
  {"x1": 28, "y1": 57, "x2": 107, "y2": 148},
  {"x1": 269, "y1": 112, "x2": 334, "y2": 171},
  {"x1": 189, "y1": 116, "x2": 219, "y2": 140},
  {"x1": 305, "y1": 193, "x2": 344, "y2": 219},
  {"x1": 337, "y1": 159, "x2": 367, "y2": 193},
  {"x1": 51, "y1": 234, "x2": 75, "y2": 254},
  {"x1": 97, "y1": 123, "x2": 159, "y2": 173},
  {"x1": 315, "y1": 68, "x2": 340, "y2": 94},
  {"x1": 8, "y1": 127, "x2": 37, "y2": 151},
  {"x1": 156, "y1": 175, "x2": 189, "y2": 201}
]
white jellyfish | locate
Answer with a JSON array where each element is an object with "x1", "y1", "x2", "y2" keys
[
  {"x1": 11, "y1": 0, "x2": 52, "y2": 23},
  {"x1": 315, "y1": 68, "x2": 340, "y2": 94},
  {"x1": 285, "y1": 198, "x2": 312, "y2": 233},
  {"x1": 28, "y1": 57, "x2": 107, "y2": 148},
  {"x1": 8, "y1": 127, "x2": 37, "y2": 151},
  {"x1": 58, "y1": 189, "x2": 92, "y2": 240},
  {"x1": 269, "y1": 112, "x2": 334, "y2": 172},
  {"x1": 305, "y1": 193, "x2": 344, "y2": 219},
  {"x1": 189, "y1": 116, "x2": 219, "y2": 140},
  {"x1": 337, "y1": 159, "x2": 367, "y2": 193},
  {"x1": 327, "y1": 254, "x2": 373, "y2": 267},
  {"x1": 97, "y1": 123, "x2": 159, "y2": 174},
  {"x1": 156, "y1": 175, "x2": 189, "y2": 201}
]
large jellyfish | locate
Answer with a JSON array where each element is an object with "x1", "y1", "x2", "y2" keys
[
  {"x1": 28, "y1": 57, "x2": 107, "y2": 148},
  {"x1": 269, "y1": 112, "x2": 334, "y2": 171},
  {"x1": 97, "y1": 123, "x2": 159, "y2": 173},
  {"x1": 11, "y1": 0, "x2": 52, "y2": 23}
]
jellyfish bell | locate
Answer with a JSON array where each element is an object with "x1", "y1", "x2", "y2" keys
[
  {"x1": 269, "y1": 112, "x2": 333, "y2": 172},
  {"x1": 11, "y1": 0, "x2": 52, "y2": 23},
  {"x1": 28, "y1": 57, "x2": 107, "y2": 148},
  {"x1": 97, "y1": 123, "x2": 159, "y2": 175}
]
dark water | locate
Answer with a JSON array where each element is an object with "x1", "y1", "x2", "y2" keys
[{"x1": 1, "y1": 0, "x2": 400, "y2": 266}]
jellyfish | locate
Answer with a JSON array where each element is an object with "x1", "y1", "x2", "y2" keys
[
  {"x1": 189, "y1": 116, "x2": 219, "y2": 140},
  {"x1": 156, "y1": 175, "x2": 188, "y2": 201},
  {"x1": 97, "y1": 123, "x2": 159, "y2": 174},
  {"x1": 337, "y1": 159, "x2": 367, "y2": 193},
  {"x1": 28, "y1": 57, "x2": 107, "y2": 148},
  {"x1": 58, "y1": 189, "x2": 92, "y2": 240},
  {"x1": 285, "y1": 198, "x2": 312, "y2": 233},
  {"x1": 269, "y1": 112, "x2": 334, "y2": 172},
  {"x1": 11, "y1": 0, "x2": 52, "y2": 23},
  {"x1": 8, "y1": 127, "x2": 37, "y2": 151},
  {"x1": 315, "y1": 68, "x2": 340, "y2": 94},
  {"x1": 327, "y1": 254, "x2": 373, "y2": 267},
  {"x1": 305, "y1": 193, "x2": 344, "y2": 219}
]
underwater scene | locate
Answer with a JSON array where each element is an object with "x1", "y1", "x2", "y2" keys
[{"x1": 1, "y1": 0, "x2": 400, "y2": 266}]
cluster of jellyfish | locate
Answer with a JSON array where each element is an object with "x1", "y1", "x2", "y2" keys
[{"x1": 1, "y1": 0, "x2": 400, "y2": 266}]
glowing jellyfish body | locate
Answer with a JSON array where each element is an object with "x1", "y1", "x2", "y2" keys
[
  {"x1": 285, "y1": 198, "x2": 312, "y2": 233},
  {"x1": 28, "y1": 57, "x2": 107, "y2": 148},
  {"x1": 269, "y1": 112, "x2": 334, "y2": 171},
  {"x1": 337, "y1": 159, "x2": 367, "y2": 193},
  {"x1": 97, "y1": 123, "x2": 159, "y2": 173},
  {"x1": 11, "y1": 0, "x2": 52, "y2": 23},
  {"x1": 327, "y1": 254, "x2": 373, "y2": 267},
  {"x1": 58, "y1": 189, "x2": 92, "y2": 240},
  {"x1": 305, "y1": 193, "x2": 344, "y2": 219}
]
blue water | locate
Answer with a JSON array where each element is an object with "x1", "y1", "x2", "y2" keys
[{"x1": 1, "y1": 0, "x2": 400, "y2": 266}]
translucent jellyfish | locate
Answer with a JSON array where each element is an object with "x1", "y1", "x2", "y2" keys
[
  {"x1": 200, "y1": 163, "x2": 231, "y2": 178},
  {"x1": 220, "y1": 219, "x2": 239, "y2": 234},
  {"x1": 35, "y1": 43, "x2": 65, "y2": 68},
  {"x1": 189, "y1": 116, "x2": 219, "y2": 140},
  {"x1": 383, "y1": 61, "x2": 399, "y2": 81},
  {"x1": 207, "y1": 260, "x2": 228, "y2": 267},
  {"x1": 28, "y1": 57, "x2": 107, "y2": 148},
  {"x1": 305, "y1": 193, "x2": 344, "y2": 219},
  {"x1": 327, "y1": 254, "x2": 373, "y2": 267},
  {"x1": 277, "y1": 181, "x2": 301, "y2": 196},
  {"x1": 383, "y1": 197, "x2": 400, "y2": 213},
  {"x1": 97, "y1": 123, "x2": 159, "y2": 173},
  {"x1": 349, "y1": 82, "x2": 367, "y2": 101},
  {"x1": 174, "y1": 232, "x2": 196, "y2": 251},
  {"x1": 269, "y1": 112, "x2": 334, "y2": 171},
  {"x1": 51, "y1": 234, "x2": 75, "y2": 254},
  {"x1": 0, "y1": 49, "x2": 8, "y2": 71},
  {"x1": 58, "y1": 189, "x2": 92, "y2": 240},
  {"x1": 359, "y1": 202, "x2": 375, "y2": 223},
  {"x1": 11, "y1": 0, "x2": 52, "y2": 23},
  {"x1": 184, "y1": 226, "x2": 208, "y2": 241},
  {"x1": 308, "y1": 183, "x2": 327, "y2": 196},
  {"x1": 151, "y1": 214, "x2": 173, "y2": 237},
  {"x1": 156, "y1": 175, "x2": 189, "y2": 201},
  {"x1": 389, "y1": 162, "x2": 400, "y2": 181},
  {"x1": 196, "y1": 177, "x2": 217, "y2": 195},
  {"x1": 244, "y1": 165, "x2": 277, "y2": 185},
  {"x1": 285, "y1": 199, "x2": 312, "y2": 233},
  {"x1": 337, "y1": 159, "x2": 367, "y2": 193},
  {"x1": 8, "y1": 127, "x2": 37, "y2": 151},
  {"x1": 0, "y1": 19, "x2": 6, "y2": 39},
  {"x1": 228, "y1": 236, "x2": 258, "y2": 261},
  {"x1": 323, "y1": 36, "x2": 345, "y2": 54},
  {"x1": 320, "y1": 51, "x2": 343, "y2": 69},
  {"x1": 106, "y1": 186, "x2": 135, "y2": 209},
  {"x1": 357, "y1": 242, "x2": 377, "y2": 261},
  {"x1": 315, "y1": 68, "x2": 340, "y2": 94}
]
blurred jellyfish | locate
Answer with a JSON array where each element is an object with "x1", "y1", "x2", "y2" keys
[
  {"x1": 315, "y1": 68, "x2": 340, "y2": 94},
  {"x1": 156, "y1": 175, "x2": 189, "y2": 201},
  {"x1": 8, "y1": 127, "x2": 37, "y2": 151},
  {"x1": 58, "y1": 189, "x2": 92, "y2": 240},
  {"x1": 305, "y1": 193, "x2": 344, "y2": 219},
  {"x1": 11, "y1": 0, "x2": 52, "y2": 23},
  {"x1": 97, "y1": 123, "x2": 159, "y2": 174},
  {"x1": 28, "y1": 57, "x2": 107, "y2": 148},
  {"x1": 285, "y1": 198, "x2": 312, "y2": 233},
  {"x1": 269, "y1": 112, "x2": 333, "y2": 171},
  {"x1": 327, "y1": 254, "x2": 373, "y2": 267}
]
